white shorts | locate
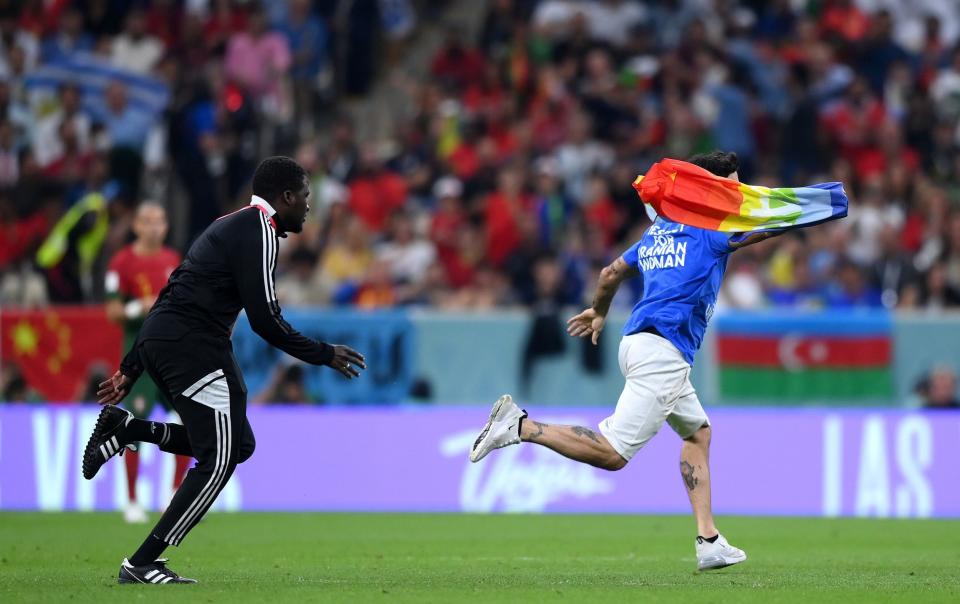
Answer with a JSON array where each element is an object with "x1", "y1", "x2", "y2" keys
[{"x1": 599, "y1": 332, "x2": 710, "y2": 461}]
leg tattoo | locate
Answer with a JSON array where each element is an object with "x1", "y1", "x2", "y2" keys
[
  {"x1": 571, "y1": 426, "x2": 602, "y2": 444},
  {"x1": 680, "y1": 460, "x2": 699, "y2": 491},
  {"x1": 527, "y1": 421, "x2": 547, "y2": 441}
]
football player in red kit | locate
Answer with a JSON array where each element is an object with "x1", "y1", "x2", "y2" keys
[{"x1": 105, "y1": 202, "x2": 190, "y2": 523}]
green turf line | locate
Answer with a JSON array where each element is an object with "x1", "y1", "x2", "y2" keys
[{"x1": 0, "y1": 512, "x2": 957, "y2": 603}]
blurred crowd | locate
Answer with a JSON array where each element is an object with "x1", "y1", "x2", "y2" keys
[
  {"x1": 0, "y1": 0, "x2": 418, "y2": 304},
  {"x1": 3, "y1": 0, "x2": 960, "y2": 313}
]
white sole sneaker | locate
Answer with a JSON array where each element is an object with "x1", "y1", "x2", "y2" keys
[
  {"x1": 469, "y1": 394, "x2": 527, "y2": 463},
  {"x1": 696, "y1": 534, "x2": 747, "y2": 570}
]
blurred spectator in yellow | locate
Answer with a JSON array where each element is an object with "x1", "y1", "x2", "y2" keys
[{"x1": 319, "y1": 215, "x2": 374, "y2": 303}]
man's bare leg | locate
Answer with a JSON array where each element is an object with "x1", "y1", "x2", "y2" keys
[
  {"x1": 520, "y1": 417, "x2": 626, "y2": 471},
  {"x1": 680, "y1": 426, "x2": 718, "y2": 537}
]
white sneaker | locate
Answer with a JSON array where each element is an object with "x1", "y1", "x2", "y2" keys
[
  {"x1": 469, "y1": 394, "x2": 527, "y2": 463},
  {"x1": 696, "y1": 534, "x2": 747, "y2": 570},
  {"x1": 123, "y1": 502, "x2": 148, "y2": 524}
]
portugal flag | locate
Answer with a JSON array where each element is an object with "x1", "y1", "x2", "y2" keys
[
  {"x1": 715, "y1": 312, "x2": 893, "y2": 401},
  {"x1": 0, "y1": 306, "x2": 122, "y2": 401}
]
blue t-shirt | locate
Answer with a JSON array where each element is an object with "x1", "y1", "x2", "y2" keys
[{"x1": 621, "y1": 217, "x2": 733, "y2": 364}]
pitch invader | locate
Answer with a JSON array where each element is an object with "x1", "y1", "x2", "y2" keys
[
  {"x1": 471, "y1": 152, "x2": 779, "y2": 571},
  {"x1": 84, "y1": 157, "x2": 366, "y2": 584},
  {"x1": 104, "y1": 202, "x2": 191, "y2": 524}
]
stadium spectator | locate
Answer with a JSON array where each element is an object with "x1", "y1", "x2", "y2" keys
[
  {"x1": 0, "y1": 46, "x2": 30, "y2": 137},
  {"x1": 858, "y1": 10, "x2": 910, "y2": 94},
  {"x1": 918, "y1": 365, "x2": 960, "y2": 410},
  {"x1": 376, "y1": 208, "x2": 436, "y2": 290},
  {"x1": 943, "y1": 212, "x2": 960, "y2": 291},
  {"x1": 0, "y1": 187, "x2": 48, "y2": 274},
  {"x1": 554, "y1": 111, "x2": 613, "y2": 205},
  {"x1": 478, "y1": 0, "x2": 517, "y2": 60},
  {"x1": 95, "y1": 82, "x2": 152, "y2": 152},
  {"x1": 32, "y1": 82, "x2": 91, "y2": 168},
  {"x1": 930, "y1": 48, "x2": 960, "y2": 120},
  {"x1": 79, "y1": 0, "x2": 128, "y2": 38},
  {"x1": 203, "y1": 0, "x2": 249, "y2": 55},
  {"x1": 324, "y1": 116, "x2": 360, "y2": 182},
  {"x1": 846, "y1": 175, "x2": 904, "y2": 265},
  {"x1": 484, "y1": 166, "x2": 534, "y2": 267},
  {"x1": 347, "y1": 149, "x2": 408, "y2": 233},
  {"x1": 144, "y1": 0, "x2": 183, "y2": 50},
  {"x1": 92, "y1": 82, "x2": 153, "y2": 202},
  {"x1": 0, "y1": 364, "x2": 38, "y2": 402},
  {"x1": 917, "y1": 261, "x2": 960, "y2": 310},
  {"x1": 532, "y1": 157, "x2": 572, "y2": 248},
  {"x1": 354, "y1": 259, "x2": 398, "y2": 309},
  {"x1": 819, "y1": 0, "x2": 871, "y2": 44},
  {"x1": 336, "y1": 0, "x2": 381, "y2": 96},
  {"x1": 581, "y1": 0, "x2": 646, "y2": 47},
  {"x1": 35, "y1": 165, "x2": 112, "y2": 303},
  {"x1": 39, "y1": 7, "x2": 92, "y2": 63},
  {"x1": 581, "y1": 175, "x2": 619, "y2": 248},
  {"x1": 224, "y1": 6, "x2": 291, "y2": 122},
  {"x1": 700, "y1": 58, "x2": 757, "y2": 179},
  {"x1": 255, "y1": 364, "x2": 314, "y2": 404},
  {"x1": 276, "y1": 245, "x2": 323, "y2": 307},
  {"x1": 319, "y1": 215, "x2": 374, "y2": 303},
  {"x1": 0, "y1": 119, "x2": 18, "y2": 187},
  {"x1": 871, "y1": 225, "x2": 920, "y2": 309},
  {"x1": 767, "y1": 240, "x2": 825, "y2": 309},
  {"x1": 824, "y1": 257, "x2": 883, "y2": 308},
  {"x1": 43, "y1": 120, "x2": 95, "y2": 195},
  {"x1": 110, "y1": 8, "x2": 164, "y2": 75},
  {"x1": 280, "y1": 0, "x2": 329, "y2": 130},
  {"x1": 430, "y1": 24, "x2": 485, "y2": 92}
]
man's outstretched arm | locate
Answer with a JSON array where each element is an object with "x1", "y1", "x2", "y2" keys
[
  {"x1": 567, "y1": 255, "x2": 640, "y2": 345},
  {"x1": 233, "y1": 212, "x2": 365, "y2": 378},
  {"x1": 592, "y1": 256, "x2": 640, "y2": 316},
  {"x1": 728, "y1": 231, "x2": 780, "y2": 250}
]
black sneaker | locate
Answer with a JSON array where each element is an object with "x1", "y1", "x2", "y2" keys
[
  {"x1": 82, "y1": 405, "x2": 135, "y2": 480},
  {"x1": 118, "y1": 558, "x2": 198, "y2": 584}
]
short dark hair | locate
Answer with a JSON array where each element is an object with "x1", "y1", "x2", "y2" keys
[
  {"x1": 251, "y1": 156, "x2": 307, "y2": 201},
  {"x1": 687, "y1": 151, "x2": 739, "y2": 178}
]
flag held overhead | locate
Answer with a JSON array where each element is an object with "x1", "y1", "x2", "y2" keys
[{"x1": 634, "y1": 158, "x2": 848, "y2": 233}]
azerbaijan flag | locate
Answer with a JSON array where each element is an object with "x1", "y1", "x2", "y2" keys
[{"x1": 715, "y1": 312, "x2": 893, "y2": 402}]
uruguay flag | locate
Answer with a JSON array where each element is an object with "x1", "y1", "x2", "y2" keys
[{"x1": 24, "y1": 52, "x2": 170, "y2": 127}]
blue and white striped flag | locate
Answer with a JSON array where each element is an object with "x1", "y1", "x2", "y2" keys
[{"x1": 24, "y1": 52, "x2": 170, "y2": 125}]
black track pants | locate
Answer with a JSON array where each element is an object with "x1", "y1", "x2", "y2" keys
[{"x1": 136, "y1": 337, "x2": 256, "y2": 546}]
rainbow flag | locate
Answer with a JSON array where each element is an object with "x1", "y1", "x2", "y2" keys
[{"x1": 633, "y1": 158, "x2": 848, "y2": 232}]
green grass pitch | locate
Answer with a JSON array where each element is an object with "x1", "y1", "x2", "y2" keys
[{"x1": 1, "y1": 512, "x2": 958, "y2": 603}]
